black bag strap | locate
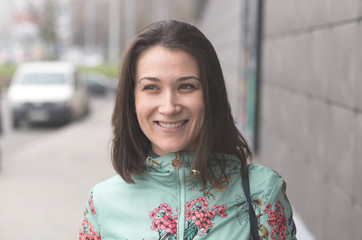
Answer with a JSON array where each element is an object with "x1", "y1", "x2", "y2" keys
[{"x1": 241, "y1": 165, "x2": 259, "y2": 239}]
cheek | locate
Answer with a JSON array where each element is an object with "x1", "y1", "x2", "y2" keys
[
  {"x1": 195, "y1": 103, "x2": 204, "y2": 117},
  {"x1": 135, "y1": 96, "x2": 154, "y2": 126},
  {"x1": 135, "y1": 103, "x2": 146, "y2": 122},
  {"x1": 134, "y1": 100, "x2": 145, "y2": 125},
  {"x1": 134, "y1": 92, "x2": 145, "y2": 116},
  {"x1": 196, "y1": 108, "x2": 205, "y2": 127},
  {"x1": 192, "y1": 96, "x2": 205, "y2": 119},
  {"x1": 188, "y1": 99, "x2": 205, "y2": 128}
]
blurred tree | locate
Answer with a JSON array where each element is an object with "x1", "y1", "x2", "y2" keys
[
  {"x1": 29, "y1": 0, "x2": 59, "y2": 59},
  {"x1": 72, "y1": 0, "x2": 109, "y2": 58},
  {"x1": 70, "y1": 0, "x2": 196, "y2": 63}
]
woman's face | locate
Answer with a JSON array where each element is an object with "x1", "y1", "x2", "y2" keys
[{"x1": 135, "y1": 46, "x2": 204, "y2": 156}]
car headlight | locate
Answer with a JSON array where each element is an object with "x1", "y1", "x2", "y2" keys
[
  {"x1": 10, "y1": 101, "x2": 26, "y2": 109},
  {"x1": 53, "y1": 100, "x2": 71, "y2": 108}
]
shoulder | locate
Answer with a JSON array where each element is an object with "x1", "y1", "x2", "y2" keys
[
  {"x1": 91, "y1": 174, "x2": 149, "y2": 204},
  {"x1": 91, "y1": 175, "x2": 127, "y2": 201},
  {"x1": 95, "y1": 175, "x2": 125, "y2": 188},
  {"x1": 248, "y1": 164, "x2": 297, "y2": 239},
  {"x1": 220, "y1": 157, "x2": 287, "y2": 199},
  {"x1": 248, "y1": 164, "x2": 287, "y2": 200},
  {"x1": 249, "y1": 163, "x2": 282, "y2": 183}
]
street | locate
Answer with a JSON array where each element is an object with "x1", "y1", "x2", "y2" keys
[
  {"x1": 0, "y1": 96, "x2": 115, "y2": 240},
  {"x1": 0, "y1": 94, "x2": 313, "y2": 240}
]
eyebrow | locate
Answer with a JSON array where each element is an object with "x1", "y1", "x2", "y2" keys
[{"x1": 137, "y1": 76, "x2": 200, "y2": 83}]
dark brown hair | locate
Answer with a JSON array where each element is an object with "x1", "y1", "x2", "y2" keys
[{"x1": 112, "y1": 20, "x2": 252, "y2": 185}]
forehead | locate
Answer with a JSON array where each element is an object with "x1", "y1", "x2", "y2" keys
[{"x1": 135, "y1": 46, "x2": 199, "y2": 79}]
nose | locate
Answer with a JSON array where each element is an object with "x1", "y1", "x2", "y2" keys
[{"x1": 158, "y1": 91, "x2": 181, "y2": 115}]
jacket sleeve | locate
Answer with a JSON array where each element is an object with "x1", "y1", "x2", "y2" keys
[
  {"x1": 258, "y1": 175, "x2": 297, "y2": 240},
  {"x1": 79, "y1": 189, "x2": 102, "y2": 240}
]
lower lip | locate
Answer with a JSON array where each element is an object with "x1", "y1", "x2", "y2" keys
[{"x1": 156, "y1": 121, "x2": 187, "y2": 132}]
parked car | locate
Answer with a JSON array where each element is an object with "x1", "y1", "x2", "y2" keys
[
  {"x1": 83, "y1": 72, "x2": 117, "y2": 96},
  {"x1": 0, "y1": 90, "x2": 2, "y2": 135},
  {"x1": 0, "y1": 90, "x2": 2, "y2": 172},
  {"x1": 8, "y1": 61, "x2": 89, "y2": 128}
]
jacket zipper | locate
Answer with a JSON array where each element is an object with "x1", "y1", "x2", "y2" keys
[{"x1": 176, "y1": 152, "x2": 185, "y2": 240}]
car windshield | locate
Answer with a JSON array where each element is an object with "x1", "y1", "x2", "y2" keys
[{"x1": 18, "y1": 73, "x2": 67, "y2": 85}]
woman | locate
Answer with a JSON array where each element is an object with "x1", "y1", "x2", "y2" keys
[{"x1": 79, "y1": 20, "x2": 297, "y2": 240}]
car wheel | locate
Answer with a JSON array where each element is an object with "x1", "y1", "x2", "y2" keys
[
  {"x1": 12, "y1": 119, "x2": 20, "y2": 129},
  {"x1": 84, "y1": 103, "x2": 90, "y2": 116}
]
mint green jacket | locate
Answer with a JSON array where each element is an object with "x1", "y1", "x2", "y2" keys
[{"x1": 79, "y1": 152, "x2": 297, "y2": 240}]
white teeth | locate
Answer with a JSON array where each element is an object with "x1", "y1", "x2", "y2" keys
[{"x1": 158, "y1": 121, "x2": 185, "y2": 129}]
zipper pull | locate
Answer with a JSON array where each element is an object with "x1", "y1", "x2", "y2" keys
[
  {"x1": 146, "y1": 157, "x2": 161, "y2": 168},
  {"x1": 171, "y1": 152, "x2": 182, "y2": 169},
  {"x1": 190, "y1": 169, "x2": 200, "y2": 175}
]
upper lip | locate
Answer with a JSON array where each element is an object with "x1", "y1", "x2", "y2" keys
[{"x1": 156, "y1": 120, "x2": 187, "y2": 124}]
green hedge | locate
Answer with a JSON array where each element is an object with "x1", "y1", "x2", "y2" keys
[
  {"x1": 0, "y1": 64, "x2": 119, "y2": 88},
  {"x1": 79, "y1": 64, "x2": 119, "y2": 78},
  {"x1": 0, "y1": 64, "x2": 17, "y2": 88}
]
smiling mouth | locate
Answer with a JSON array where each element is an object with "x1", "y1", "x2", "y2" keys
[{"x1": 156, "y1": 120, "x2": 188, "y2": 129}]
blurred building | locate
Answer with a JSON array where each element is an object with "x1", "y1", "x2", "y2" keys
[
  {"x1": 196, "y1": 0, "x2": 362, "y2": 239},
  {"x1": 0, "y1": 0, "x2": 15, "y2": 63},
  {"x1": 0, "y1": 0, "x2": 73, "y2": 63},
  {"x1": 259, "y1": 2, "x2": 361, "y2": 239},
  {"x1": 1, "y1": 0, "x2": 198, "y2": 65},
  {"x1": 71, "y1": 0, "x2": 196, "y2": 64},
  {"x1": 1, "y1": 1, "x2": 359, "y2": 237}
]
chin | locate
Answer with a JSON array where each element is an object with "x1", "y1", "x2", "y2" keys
[
  {"x1": 163, "y1": 146, "x2": 184, "y2": 153},
  {"x1": 153, "y1": 144, "x2": 186, "y2": 156}
]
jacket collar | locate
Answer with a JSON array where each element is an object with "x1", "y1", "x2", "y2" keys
[{"x1": 145, "y1": 152, "x2": 195, "y2": 171}]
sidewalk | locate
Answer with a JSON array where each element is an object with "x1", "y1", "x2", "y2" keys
[
  {"x1": 0, "y1": 96, "x2": 315, "y2": 239},
  {"x1": 293, "y1": 209, "x2": 315, "y2": 239},
  {"x1": 252, "y1": 157, "x2": 315, "y2": 239},
  {"x1": 0, "y1": 98, "x2": 115, "y2": 240}
]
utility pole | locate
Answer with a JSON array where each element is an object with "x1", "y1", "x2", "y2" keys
[
  {"x1": 125, "y1": 0, "x2": 136, "y2": 45},
  {"x1": 108, "y1": 0, "x2": 120, "y2": 64},
  {"x1": 85, "y1": 0, "x2": 96, "y2": 54},
  {"x1": 153, "y1": 0, "x2": 168, "y2": 20}
]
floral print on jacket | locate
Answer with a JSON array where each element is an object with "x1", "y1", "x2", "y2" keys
[
  {"x1": 79, "y1": 153, "x2": 297, "y2": 240},
  {"x1": 79, "y1": 191, "x2": 102, "y2": 240},
  {"x1": 149, "y1": 198, "x2": 229, "y2": 240}
]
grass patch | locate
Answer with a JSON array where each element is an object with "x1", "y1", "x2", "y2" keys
[
  {"x1": 0, "y1": 64, "x2": 17, "y2": 88},
  {"x1": 0, "y1": 63, "x2": 119, "y2": 88},
  {"x1": 79, "y1": 64, "x2": 119, "y2": 78}
]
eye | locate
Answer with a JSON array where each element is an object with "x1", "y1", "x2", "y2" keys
[
  {"x1": 179, "y1": 84, "x2": 195, "y2": 90},
  {"x1": 142, "y1": 84, "x2": 159, "y2": 91}
]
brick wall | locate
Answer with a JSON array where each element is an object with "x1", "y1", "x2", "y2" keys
[
  {"x1": 197, "y1": 0, "x2": 243, "y2": 115},
  {"x1": 197, "y1": 0, "x2": 362, "y2": 239},
  {"x1": 261, "y1": 1, "x2": 361, "y2": 239}
]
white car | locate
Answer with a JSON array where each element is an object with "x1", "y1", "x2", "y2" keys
[{"x1": 8, "y1": 61, "x2": 89, "y2": 128}]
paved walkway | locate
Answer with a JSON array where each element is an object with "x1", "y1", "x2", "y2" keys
[
  {"x1": 293, "y1": 209, "x2": 315, "y2": 239},
  {"x1": 0, "y1": 98, "x2": 115, "y2": 240},
  {"x1": 0, "y1": 96, "x2": 315, "y2": 239}
]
